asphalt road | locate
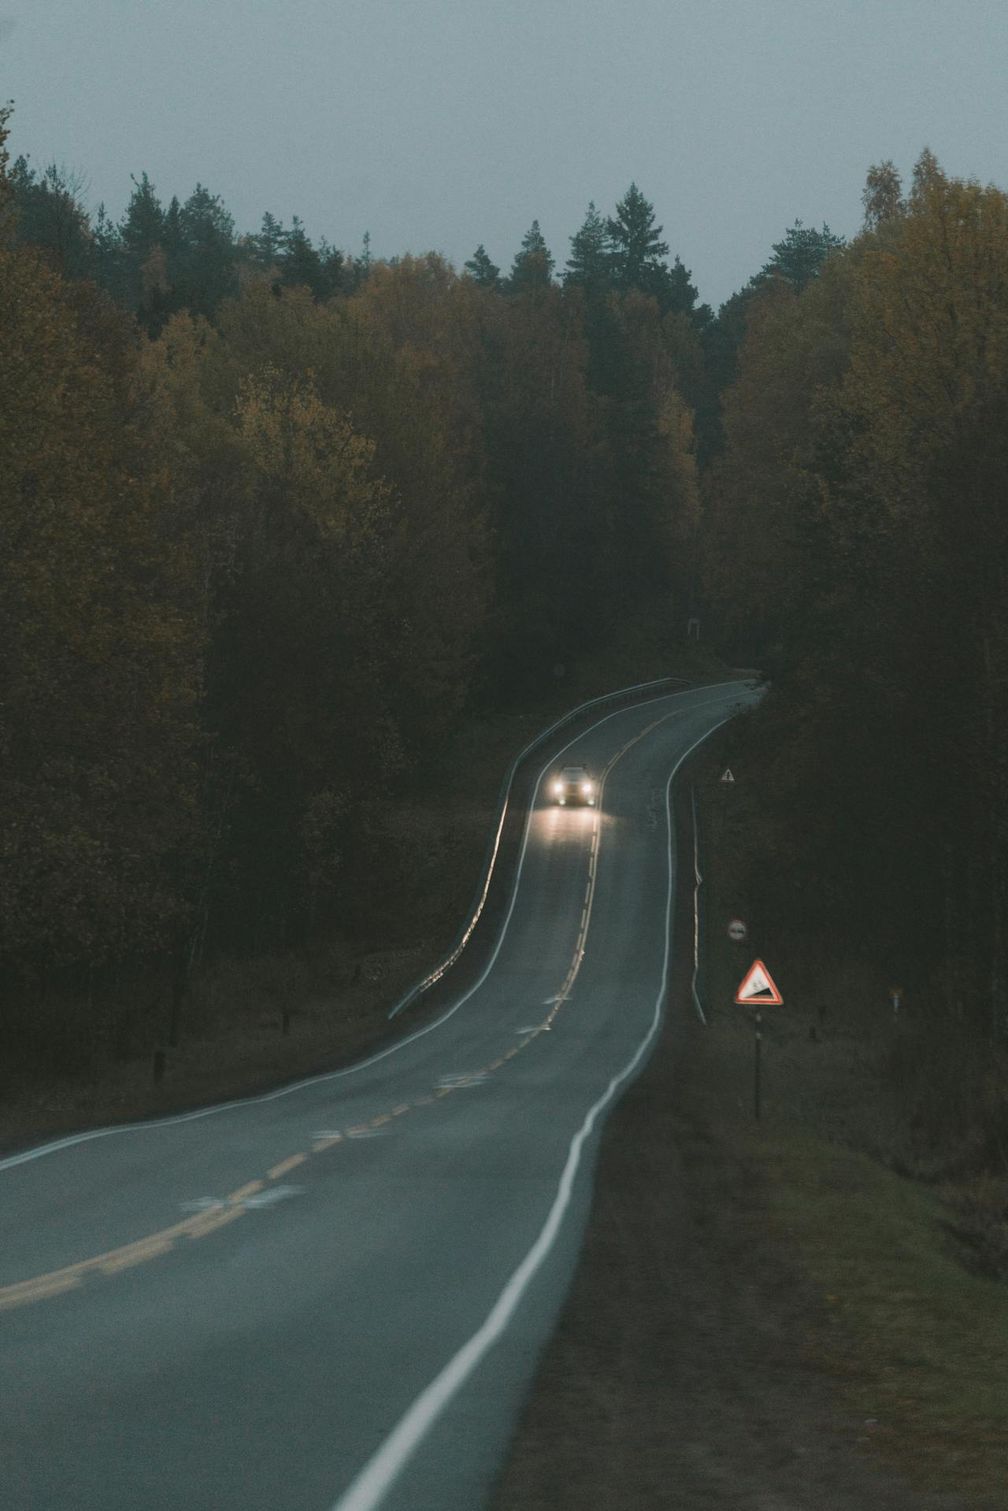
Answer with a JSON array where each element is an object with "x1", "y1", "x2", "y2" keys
[{"x1": 0, "y1": 679, "x2": 760, "y2": 1511}]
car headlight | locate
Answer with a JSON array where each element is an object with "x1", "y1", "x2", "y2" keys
[
  {"x1": 552, "y1": 780, "x2": 563, "y2": 795},
  {"x1": 582, "y1": 781, "x2": 593, "y2": 795}
]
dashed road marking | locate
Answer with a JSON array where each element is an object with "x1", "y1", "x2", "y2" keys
[
  {"x1": 229, "y1": 1179, "x2": 265, "y2": 1203},
  {"x1": 242, "y1": 1184, "x2": 303, "y2": 1210},
  {"x1": 268, "y1": 1153, "x2": 306, "y2": 1181},
  {"x1": 3, "y1": 693, "x2": 730, "y2": 1317},
  {"x1": 435, "y1": 1072, "x2": 490, "y2": 1090}
]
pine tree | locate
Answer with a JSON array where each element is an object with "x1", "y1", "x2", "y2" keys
[
  {"x1": 255, "y1": 211, "x2": 288, "y2": 266},
  {"x1": 564, "y1": 202, "x2": 611, "y2": 291},
  {"x1": 120, "y1": 171, "x2": 166, "y2": 260},
  {"x1": 507, "y1": 220, "x2": 554, "y2": 294},
  {"x1": 464, "y1": 243, "x2": 500, "y2": 287},
  {"x1": 281, "y1": 215, "x2": 325, "y2": 295},
  {"x1": 757, "y1": 220, "x2": 845, "y2": 292},
  {"x1": 8, "y1": 157, "x2": 93, "y2": 278},
  {"x1": 606, "y1": 183, "x2": 669, "y2": 296},
  {"x1": 178, "y1": 183, "x2": 237, "y2": 315},
  {"x1": 0, "y1": 101, "x2": 16, "y2": 244}
]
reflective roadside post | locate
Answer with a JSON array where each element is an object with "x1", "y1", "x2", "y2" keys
[
  {"x1": 754, "y1": 1010, "x2": 762, "y2": 1119},
  {"x1": 735, "y1": 959, "x2": 784, "y2": 1121}
]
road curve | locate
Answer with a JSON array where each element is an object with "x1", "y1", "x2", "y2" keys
[{"x1": 0, "y1": 679, "x2": 760, "y2": 1511}]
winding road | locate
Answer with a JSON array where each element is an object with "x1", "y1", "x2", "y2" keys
[{"x1": 0, "y1": 678, "x2": 760, "y2": 1510}]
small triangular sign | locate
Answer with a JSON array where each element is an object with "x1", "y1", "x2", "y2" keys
[
  {"x1": 735, "y1": 958, "x2": 783, "y2": 1006},
  {"x1": 720, "y1": 767, "x2": 735, "y2": 784}
]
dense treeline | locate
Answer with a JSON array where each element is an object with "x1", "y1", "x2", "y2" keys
[
  {"x1": 1, "y1": 110, "x2": 708, "y2": 1062},
  {"x1": 702, "y1": 151, "x2": 1008, "y2": 1150},
  {"x1": 8, "y1": 105, "x2": 1007, "y2": 1145}
]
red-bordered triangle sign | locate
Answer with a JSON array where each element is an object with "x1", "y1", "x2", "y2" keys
[{"x1": 735, "y1": 958, "x2": 783, "y2": 1006}]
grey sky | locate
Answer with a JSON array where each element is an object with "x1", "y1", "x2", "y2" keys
[{"x1": 2, "y1": 0, "x2": 1007, "y2": 309}]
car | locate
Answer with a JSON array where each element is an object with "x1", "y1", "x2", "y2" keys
[{"x1": 549, "y1": 764, "x2": 596, "y2": 806}]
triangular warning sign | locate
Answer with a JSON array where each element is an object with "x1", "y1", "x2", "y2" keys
[
  {"x1": 735, "y1": 958, "x2": 783, "y2": 1006},
  {"x1": 720, "y1": 768, "x2": 735, "y2": 784}
]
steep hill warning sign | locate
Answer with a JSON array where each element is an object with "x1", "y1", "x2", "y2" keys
[{"x1": 735, "y1": 958, "x2": 783, "y2": 1006}]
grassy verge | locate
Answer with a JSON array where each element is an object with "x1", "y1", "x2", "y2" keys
[
  {"x1": 695, "y1": 734, "x2": 1008, "y2": 1507},
  {"x1": 760, "y1": 1130, "x2": 1008, "y2": 1503}
]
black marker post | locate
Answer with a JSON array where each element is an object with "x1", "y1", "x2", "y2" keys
[
  {"x1": 735, "y1": 958, "x2": 783, "y2": 1122},
  {"x1": 753, "y1": 1008, "x2": 762, "y2": 1120}
]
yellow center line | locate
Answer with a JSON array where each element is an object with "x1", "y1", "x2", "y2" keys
[
  {"x1": 3, "y1": 702, "x2": 682, "y2": 1316},
  {"x1": 99, "y1": 1236, "x2": 176, "y2": 1274},
  {"x1": 184, "y1": 1205, "x2": 244, "y2": 1240},
  {"x1": 267, "y1": 1153, "x2": 306, "y2": 1180},
  {"x1": 0, "y1": 1272, "x2": 83, "y2": 1312},
  {"x1": 228, "y1": 1179, "x2": 265, "y2": 1204}
]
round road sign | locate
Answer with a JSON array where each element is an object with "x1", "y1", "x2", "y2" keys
[{"x1": 728, "y1": 918, "x2": 747, "y2": 943}]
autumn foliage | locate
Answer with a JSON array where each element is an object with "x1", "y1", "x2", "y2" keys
[
  {"x1": 7, "y1": 105, "x2": 1006, "y2": 1144},
  {"x1": 702, "y1": 153, "x2": 1008, "y2": 1144},
  {"x1": 1, "y1": 115, "x2": 703, "y2": 1065}
]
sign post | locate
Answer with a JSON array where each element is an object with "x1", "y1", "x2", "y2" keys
[
  {"x1": 754, "y1": 1010, "x2": 763, "y2": 1119},
  {"x1": 735, "y1": 959, "x2": 783, "y2": 1121}
]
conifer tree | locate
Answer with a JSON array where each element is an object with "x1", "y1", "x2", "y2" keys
[
  {"x1": 255, "y1": 210, "x2": 288, "y2": 266},
  {"x1": 757, "y1": 220, "x2": 844, "y2": 292},
  {"x1": 281, "y1": 215, "x2": 325, "y2": 295},
  {"x1": 464, "y1": 243, "x2": 500, "y2": 287},
  {"x1": 0, "y1": 101, "x2": 14, "y2": 243},
  {"x1": 606, "y1": 183, "x2": 668, "y2": 296},
  {"x1": 120, "y1": 171, "x2": 166, "y2": 260},
  {"x1": 507, "y1": 220, "x2": 554, "y2": 294},
  {"x1": 564, "y1": 202, "x2": 611, "y2": 291}
]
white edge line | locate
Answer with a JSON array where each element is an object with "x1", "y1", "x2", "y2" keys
[
  {"x1": 327, "y1": 711, "x2": 742, "y2": 1511},
  {"x1": 690, "y1": 783, "x2": 707, "y2": 1026},
  {"x1": 387, "y1": 676, "x2": 738, "y2": 1020},
  {"x1": 0, "y1": 682, "x2": 752, "y2": 1175},
  {"x1": 386, "y1": 674, "x2": 694, "y2": 1019}
]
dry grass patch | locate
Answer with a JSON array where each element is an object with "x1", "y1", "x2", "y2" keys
[{"x1": 751, "y1": 1126, "x2": 1008, "y2": 1506}]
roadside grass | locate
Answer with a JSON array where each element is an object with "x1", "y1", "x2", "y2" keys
[
  {"x1": 758, "y1": 1127, "x2": 1008, "y2": 1504},
  {"x1": 694, "y1": 734, "x2": 1008, "y2": 1508}
]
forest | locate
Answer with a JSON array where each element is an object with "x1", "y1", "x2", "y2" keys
[{"x1": 2, "y1": 105, "x2": 1006, "y2": 1160}]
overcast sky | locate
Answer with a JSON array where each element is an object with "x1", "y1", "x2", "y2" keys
[{"x1": 2, "y1": 0, "x2": 1007, "y2": 309}]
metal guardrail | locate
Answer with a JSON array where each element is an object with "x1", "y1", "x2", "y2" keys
[{"x1": 387, "y1": 674, "x2": 691, "y2": 1020}]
